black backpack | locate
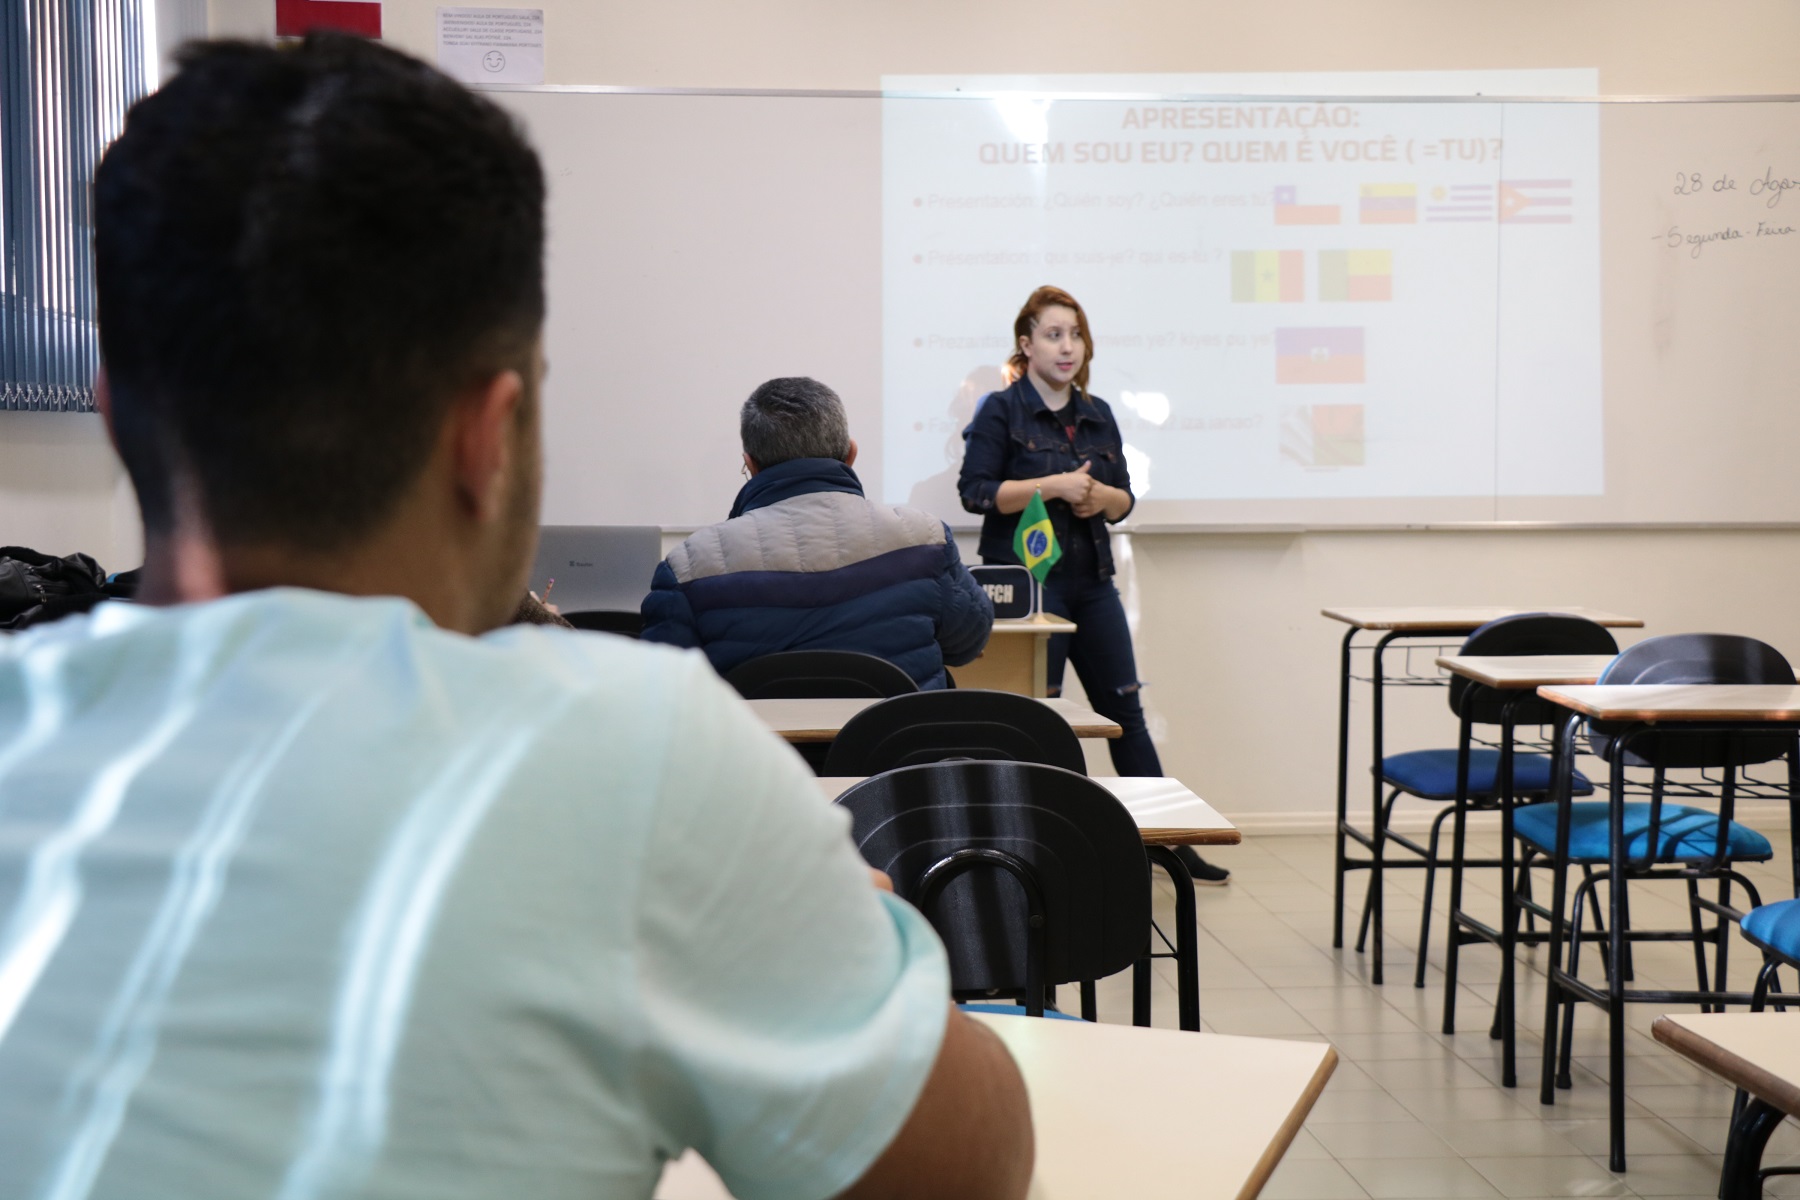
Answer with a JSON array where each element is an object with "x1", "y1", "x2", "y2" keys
[{"x1": 0, "y1": 547, "x2": 135, "y2": 632}]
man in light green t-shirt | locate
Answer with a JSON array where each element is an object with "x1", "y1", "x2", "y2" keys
[{"x1": 0, "y1": 32, "x2": 1030, "y2": 1200}]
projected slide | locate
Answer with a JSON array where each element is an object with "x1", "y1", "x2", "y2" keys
[{"x1": 881, "y1": 70, "x2": 1601, "y2": 511}]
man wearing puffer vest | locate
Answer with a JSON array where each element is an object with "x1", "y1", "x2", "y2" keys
[{"x1": 642, "y1": 377, "x2": 994, "y2": 689}]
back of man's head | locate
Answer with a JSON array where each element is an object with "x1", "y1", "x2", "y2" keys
[
  {"x1": 739, "y1": 377, "x2": 852, "y2": 470},
  {"x1": 95, "y1": 33, "x2": 545, "y2": 553}
]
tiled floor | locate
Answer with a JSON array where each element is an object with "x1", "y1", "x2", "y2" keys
[{"x1": 1077, "y1": 830, "x2": 1800, "y2": 1200}]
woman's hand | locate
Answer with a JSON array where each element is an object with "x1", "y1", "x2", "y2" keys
[
  {"x1": 992, "y1": 464, "x2": 1093, "y2": 514},
  {"x1": 1042, "y1": 460, "x2": 1094, "y2": 504},
  {"x1": 1072, "y1": 479, "x2": 1132, "y2": 521}
]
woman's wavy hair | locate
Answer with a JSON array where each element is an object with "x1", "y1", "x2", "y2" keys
[{"x1": 1003, "y1": 285, "x2": 1093, "y2": 397}]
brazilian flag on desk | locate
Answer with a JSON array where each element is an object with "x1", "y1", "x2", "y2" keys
[{"x1": 1013, "y1": 489, "x2": 1061, "y2": 581}]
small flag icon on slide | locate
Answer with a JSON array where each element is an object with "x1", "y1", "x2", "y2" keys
[
  {"x1": 1358, "y1": 183, "x2": 1417, "y2": 224},
  {"x1": 1276, "y1": 327, "x2": 1365, "y2": 385},
  {"x1": 1499, "y1": 180, "x2": 1573, "y2": 223},
  {"x1": 1281, "y1": 404, "x2": 1366, "y2": 466},
  {"x1": 1231, "y1": 250, "x2": 1304, "y2": 302},
  {"x1": 1273, "y1": 185, "x2": 1340, "y2": 226},
  {"x1": 1318, "y1": 250, "x2": 1392, "y2": 302},
  {"x1": 1425, "y1": 183, "x2": 1496, "y2": 223}
]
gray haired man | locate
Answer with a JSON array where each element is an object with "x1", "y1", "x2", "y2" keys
[{"x1": 641, "y1": 376, "x2": 994, "y2": 688}]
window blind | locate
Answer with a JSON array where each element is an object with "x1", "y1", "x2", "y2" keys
[{"x1": 1, "y1": 0, "x2": 149, "y2": 412}]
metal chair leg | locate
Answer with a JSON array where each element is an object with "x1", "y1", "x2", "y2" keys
[
  {"x1": 1606, "y1": 758, "x2": 1631, "y2": 1173},
  {"x1": 1721, "y1": 1098, "x2": 1786, "y2": 1200},
  {"x1": 1442, "y1": 799, "x2": 1471, "y2": 1014},
  {"x1": 1519, "y1": 849, "x2": 1539, "y2": 934},
  {"x1": 1713, "y1": 875, "x2": 1734, "y2": 1001},
  {"x1": 1684, "y1": 877, "x2": 1713, "y2": 1012},
  {"x1": 1558, "y1": 873, "x2": 1601, "y2": 1092},
  {"x1": 1416, "y1": 802, "x2": 1457, "y2": 989},
  {"x1": 1333, "y1": 626, "x2": 1355, "y2": 950},
  {"x1": 1538, "y1": 712, "x2": 1582, "y2": 1108},
  {"x1": 1487, "y1": 860, "x2": 1531, "y2": 1042},
  {"x1": 1146, "y1": 844, "x2": 1202, "y2": 1032},
  {"x1": 1579, "y1": 865, "x2": 1612, "y2": 984},
  {"x1": 1357, "y1": 788, "x2": 1401, "y2": 958}
]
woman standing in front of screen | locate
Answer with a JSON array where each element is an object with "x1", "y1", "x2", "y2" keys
[{"x1": 959, "y1": 284, "x2": 1227, "y2": 884}]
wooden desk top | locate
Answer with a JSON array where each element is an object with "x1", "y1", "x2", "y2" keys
[
  {"x1": 818, "y1": 775, "x2": 1242, "y2": 847},
  {"x1": 1538, "y1": 684, "x2": 1800, "y2": 723},
  {"x1": 1322, "y1": 605, "x2": 1643, "y2": 632},
  {"x1": 750, "y1": 696, "x2": 1123, "y2": 743},
  {"x1": 656, "y1": 1013, "x2": 1337, "y2": 1200},
  {"x1": 1436, "y1": 654, "x2": 1619, "y2": 689},
  {"x1": 987, "y1": 617, "x2": 1078, "y2": 635},
  {"x1": 1653, "y1": 1013, "x2": 1800, "y2": 1120}
]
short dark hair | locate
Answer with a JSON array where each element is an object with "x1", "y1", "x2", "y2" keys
[
  {"x1": 94, "y1": 34, "x2": 545, "y2": 550},
  {"x1": 739, "y1": 377, "x2": 851, "y2": 469}
]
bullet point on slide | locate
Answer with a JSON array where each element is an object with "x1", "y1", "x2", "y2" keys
[
  {"x1": 912, "y1": 254, "x2": 922, "y2": 264},
  {"x1": 913, "y1": 338, "x2": 923, "y2": 347},
  {"x1": 913, "y1": 197, "x2": 922, "y2": 207},
  {"x1": 914, "y1": 422, "x2": 924, "y2": 432}
]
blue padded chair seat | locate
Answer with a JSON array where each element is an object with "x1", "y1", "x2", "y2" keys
[
  {"x1": 1513, "y1": 801, "x2": 1774, "y2": 864},
  {"x1": 957, "y1": 1002, "x2": 1085, "y2": 1022},
  {"x1": 1741, "y1": 900, "x2": 1800, "y2": 964},
  {"x1": 1379, "y1": 748, "x2": 1593, "y2": 801}
]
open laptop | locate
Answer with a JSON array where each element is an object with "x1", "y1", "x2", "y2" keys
[{"x1": 528, "y1": 525, "x2": 662, "y2": 615}]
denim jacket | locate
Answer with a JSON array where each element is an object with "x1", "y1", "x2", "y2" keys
[{"x1": 957, "y1": 376, "x2": 1135, "y2": 580}]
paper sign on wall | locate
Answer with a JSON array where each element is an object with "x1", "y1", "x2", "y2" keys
[{"x1": 437, "y1": 7, "x2": 544, "y2": 85}]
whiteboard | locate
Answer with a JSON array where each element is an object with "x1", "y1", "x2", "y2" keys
[{"x1": 493, "y1": 85, "x2": 1800, "y2": 530}]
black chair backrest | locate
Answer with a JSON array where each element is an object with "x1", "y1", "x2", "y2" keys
[
  {"x1": 822, "y1": 689, "x2": 1086, "y2": 775},
  {"x1": 724, "y1": 650, "x2": 918, "y2": 700},
  {"x1": 838, "y1": 761, "x2": 1151, "y2": 998},
  {"x1": 1591, "y1": 633, "x2": 1796, "y2": 768},
  {"x1": 564, "y1": 610, "x2": 644, "y2": 637},
  {"x1": 1449, "y1": 613, "x2": 1619, "y2": 726}
]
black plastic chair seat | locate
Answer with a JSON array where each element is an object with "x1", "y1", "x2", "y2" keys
[
  {"x1": 1379, "y1": 748, "x2": 1594, "y2": 801},
  {"x1": 724, "y1": 650, "x2": 917, "y2": 700},
  {"x1": 823, "y1": 690, "x2": 1085, "y2": 776},
  {"x1": 838, "y1": 761, "x2": 1149, "y2": 999},
  {"x1": 564, "y1": 609, "x2": 643, "y2": 637}
]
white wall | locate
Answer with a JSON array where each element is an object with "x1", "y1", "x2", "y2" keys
[
  {"x1": 0, "y1": 414, "x2": 140, "y2": 569},
  {"x1": 377, "y1": 0, "x2": 1800, "y2": 825},
  {"x1": 11, "y1": 0, "x2": 1800, "y2": 827},
  {"x1": 368, "y1": 0, "x2": 1800, "y2": 95},
  {"x1": 1124, "y1": 527, "x2": 1800, "y2": 828}
]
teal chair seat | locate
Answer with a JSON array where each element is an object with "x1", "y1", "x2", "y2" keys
[
  {"x1": 958, "y1": 1002, "x2": 1085, "y2": 1022},
  {"x1": 1514, "y1": 800, "x2": 1773, "y2": 864},
  {"x1": 1741, "y1": 898, "x2": 1800, "y2": 961}
]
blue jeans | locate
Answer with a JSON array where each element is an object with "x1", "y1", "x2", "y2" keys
[{"x1": 1038, "y1": 573, "x2": 1163, "y2": 777}]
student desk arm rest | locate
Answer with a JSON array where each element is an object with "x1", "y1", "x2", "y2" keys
[
  {"x1": 1537, "y1": 684, "x2": 1800, "y2": 723},
  {"x1": 658, "y1": 1016, "x2": 1337, "y2": 1200}
]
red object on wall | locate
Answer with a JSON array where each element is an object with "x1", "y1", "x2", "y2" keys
[{"x1": 275, "y1": 0, "x2": 382, "y2": 38}]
